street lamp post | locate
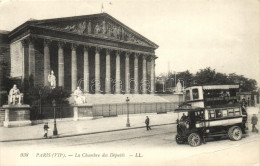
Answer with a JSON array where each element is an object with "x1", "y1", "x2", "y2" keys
[
  {"x1": 52, "y1": 99, "x2": 58, "y2": 136},
  {"x1": 178, "y1": 79, "x2": 185, "y2": 91},
  {"x1": 126, "y1": 97, "x2": 130, "y2": 127},
  {"x1": 178, "y1": 79, "x2": 185, "y2": 102},
  {"x1": 39, "y1": 89, "x2": 42, "y2": 118},
  {"x1": 170, "y1": 78, "x2": 174, "y2": 93}
]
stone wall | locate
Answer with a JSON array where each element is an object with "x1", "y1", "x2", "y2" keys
[
  {"x1": 0, "y1": 109, "x2": 5, "y2": 126},
  {"x1": 9, "y1": 109, "x2": 30, "y2": 121},
  {"x1": 10, "y1": 41, "x2": 23, "y2": 78},
  {"x1": 0, "y1": 31, "x2": 10, "y2": 106}
]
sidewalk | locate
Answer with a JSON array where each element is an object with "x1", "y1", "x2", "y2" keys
[
  {"x1": 0, "y1": 107, "x2": 259, "y2": 142},
  {"x1": 0, "y1": 112, "x2": 178, "y2": 142}
]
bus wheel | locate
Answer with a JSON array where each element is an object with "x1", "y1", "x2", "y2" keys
[
  {"x1": 175, "y1": 134, "x2": 184, "y2": 144},
  {"x1": 188, "y1": 133, "x2": 201, "y2": 147},
  {"x1": 228, "y1": 126, "x2": 242, "y2": 141}
]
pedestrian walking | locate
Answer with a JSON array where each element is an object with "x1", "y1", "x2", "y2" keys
[
  {"x1": 145, "y1": 116, "x2": 151, "y2": 131},
  {"x1": 241, "y1": 103, "x2": 248, "y2": 129},
  {"x1": 241, "y1": 98, "x2": 247, "y2": 108},
  {"x1": 43, "y1": 122, "x2": 49, "y2": 138},
  {"x1": 251, "y1": 114, "x2": 258, "y2": 133}
]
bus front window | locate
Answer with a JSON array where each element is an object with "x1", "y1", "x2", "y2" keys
[
  {"x1": 192, "y1": 89, "x2": 199, "y2": 99},
  {"x1": 185, "y1": 90, "x2": 190, "y2": 101}
]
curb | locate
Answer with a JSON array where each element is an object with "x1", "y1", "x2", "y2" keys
[{"x1": 0, "y1": 123, "x2": 176, "y2": 142}]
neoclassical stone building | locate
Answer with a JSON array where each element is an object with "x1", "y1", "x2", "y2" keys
[{"x1": 8, "y1": 13, "x2": 158, "y2": 94}]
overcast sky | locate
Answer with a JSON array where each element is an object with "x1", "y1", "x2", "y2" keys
[{"x1": 0, "y1": 0, "x2": 259, "y2": 86}]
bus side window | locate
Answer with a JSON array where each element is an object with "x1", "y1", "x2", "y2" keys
[
  {"x1": 209, "y1": 110, "x2": 215, "y2": 119},
  {"x1": 215, "y1": 109, "x2": 222, "y2": 118},
  {"x1": 228, "y1": 109, "x2": 234, "y2": 116},
  {"x1": 222, "y1": 109, "x2": 228, "y2": 117},
  {"x1": 234, "y1": 108, "x2": 240, "y2": 116}
]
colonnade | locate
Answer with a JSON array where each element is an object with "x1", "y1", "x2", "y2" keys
[{"x1": 22, "y1": 38, "x2": 156, "y2": 94}]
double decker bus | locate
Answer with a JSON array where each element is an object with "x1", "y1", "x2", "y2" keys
[
  {"x1": 184, "y1": 84, "x2": 240, "y2": 108},
  {"x1": 175, "y1": 85, "x2": 248, "y2": 146}
]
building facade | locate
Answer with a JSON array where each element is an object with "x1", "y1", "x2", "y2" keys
[
  {"x1": 0, "y1": 30, "x2": 10, "y2": 106},
  {"x1": 8, "y1": 13, "x2": 158, "y2": 94}
]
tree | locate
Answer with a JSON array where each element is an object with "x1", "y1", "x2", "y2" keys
[
  {"x1": 214, "y1": 72, "x2": 229, "y2": 84},
  {"x1": 228, "y1": 73, "x2": 257, "y2": 92},
  {"x1": 194, "y1": 67, "x2": 217, "y2": 85},
  {"x1": 157, "y1": 67, "x2": 258, "y2": 92},
  {"x1": 176, "y1": 70, "x2": 194, "y2": 87}
]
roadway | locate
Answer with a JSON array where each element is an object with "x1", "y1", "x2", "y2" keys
[{"x1": 1, "y1": 124, "x2": 259, "y2": 166}]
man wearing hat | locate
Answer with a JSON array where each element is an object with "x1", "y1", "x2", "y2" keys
[
  {"x1": 251, "y1": 114, "x2": 258, "y2": 133},
  {"x1": 43, "y1": 122, "x2": 49, "y2": 138}
]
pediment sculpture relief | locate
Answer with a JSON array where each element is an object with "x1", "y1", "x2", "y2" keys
[
  {"x1": 40, "y1": 19, "x2": 149, "y2": 46},
  {"x1": 64, "y1": 20, "x2": 91, "y2": 34}
]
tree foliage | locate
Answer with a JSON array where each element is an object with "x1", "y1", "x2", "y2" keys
[
  {"x1": 158, "y1": 67, "x2": 258, "y2": 92},
  {"x1": 21, "y1": 76, "x2": 70, "y2": 106},
  {"x1": 24, "y1": 86, "x2": 70, "y2": 106}
]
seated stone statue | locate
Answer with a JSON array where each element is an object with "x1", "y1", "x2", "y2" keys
[
  {"x1": 9, "y1": 84, "x2": 23, "y2": 105},
  {"x1": 73, "y1": 86, "x2": 87, "y2": 104}
]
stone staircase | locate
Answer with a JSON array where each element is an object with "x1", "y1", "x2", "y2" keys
[{"x1": 68, "y1": 94, "x2": 169, "y2": 105}]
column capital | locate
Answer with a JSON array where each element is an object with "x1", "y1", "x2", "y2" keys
[
  {"x1": 116, "y1": 49, "x2": 122, "y2": 55},
  {"x1": 71, "y1": 43, "x2": 78, "y2": 50},
  {"x1": 106, "y1": 48, "x2": 112, "y2": 54},
  {"x1": 28, "y1": 36, "x2": 36, "y2": 44},
  {"x1": 134, "y1": 52, "x2": 140, "y2": 58},
  {"x1": 142, "y1": 54, "x2": 149, "y2": 59},
  {"x1": 95, "y1": 47, "x2": 102, "y2": 53},
  {"x1": 58, "y1": 41, "x2": 65, "y2": 48},
  {"x1": 125, "y1": 51, "x2": 130, "y2": 58},
  {"x1": 21, "y1": 40, "x2": 27, "y2": 47},
  {"x1": 150, "y1": 54, "x2": 156, "y2": 60},
  {"x1": 44, "y1": 39, "x2": 51, "y2": 47},
  {"x1": 0, "y1": 47, "x2": 8, "y2": 54},
  {"x1": 84, "y1": 45, "x2": 90, "y2": 51}
]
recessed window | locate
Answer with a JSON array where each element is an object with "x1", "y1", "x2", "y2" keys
[
  {"x1": 215, "y1": 109, "x2": 222, "y2": 118},
  {"x1": 209, "y1": 110, "x2": 215, "y2": 119},
  {"x1": 234, "y1": 108, "x2": 241, "y2": 116},
  {"x1": 185, "y1": 90, "x2": 190, "y2": 101},
  {"x1": 228, "y1": 109, "x2": 234, "y2": 116},
  {"x1": 192, "y1": 89, "x2": 199, "y2": 100},
  {"x1": 222, "y1": 110, "x2": 228, "y2": 117}
]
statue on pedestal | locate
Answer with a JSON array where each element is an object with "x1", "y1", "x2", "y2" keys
[
  {"x1": 176, "y1": 80, "x2": 183, "y2": 94},
  {"x1": 73, "y1": 86, "x2": 87, "y2": 104},
  {"x1": 48, "y1": 70, "x2": 56, "y2": 89},
  {"x1": 9, "y1": 84, "x2": 23, "y2": 105}
]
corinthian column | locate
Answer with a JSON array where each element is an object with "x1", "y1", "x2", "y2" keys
[
  {"x1": 43, "y1": 39, "x2": 50, "y2": 86},
  {"x1": 28, "y1": 38, "x2": 35, "y2": 84},
  {"x1": 84, "y1": 46, "x2": 90, "y2": 93},
  {"x1": 125, "y1": 52, "x2": 130, "y2": 94},
  {"x1": 134, "y1": 53, "x2": 139, "y2": 94},
  {"x1": 21, "y1": 40, "x2": 27, "y2": 82},
  {"x1": 105, "y1": 49, "x2": 111, "y2": 94},
  {"x1": 115, "y1": 50, "x2": 121, "y2": 94},
  {"x1": 150, "y1": 55, "x2": 155, "y2": 94},
  {"x1": 142, "y1": 54, "x2": 147, "y2": 94},
  {"x1": 71, "y1": 44, "x2": 77, "y2": 91},
  {"x1": 58, "y1": 42, "x2": 64, "y2": 87},
  {"x1": 95, "y1": 47, "x2": 101, "y2": 94}
]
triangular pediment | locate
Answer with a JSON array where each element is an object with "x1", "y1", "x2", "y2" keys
[{"x1": 32, "y1": 13, "x2": 158, "y2": 48}]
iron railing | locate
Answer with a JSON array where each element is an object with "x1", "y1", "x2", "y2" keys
[{"x1": 29, "y1": 102, "x2": 180, "y2": 120}]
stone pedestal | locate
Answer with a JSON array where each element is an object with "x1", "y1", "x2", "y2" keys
[
  {"x1": 2, "y1": 104, "x2": 31, "y2": 128},
  {"x1": 73, "y1": 104, "x2": 93, "y2": 121}
]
